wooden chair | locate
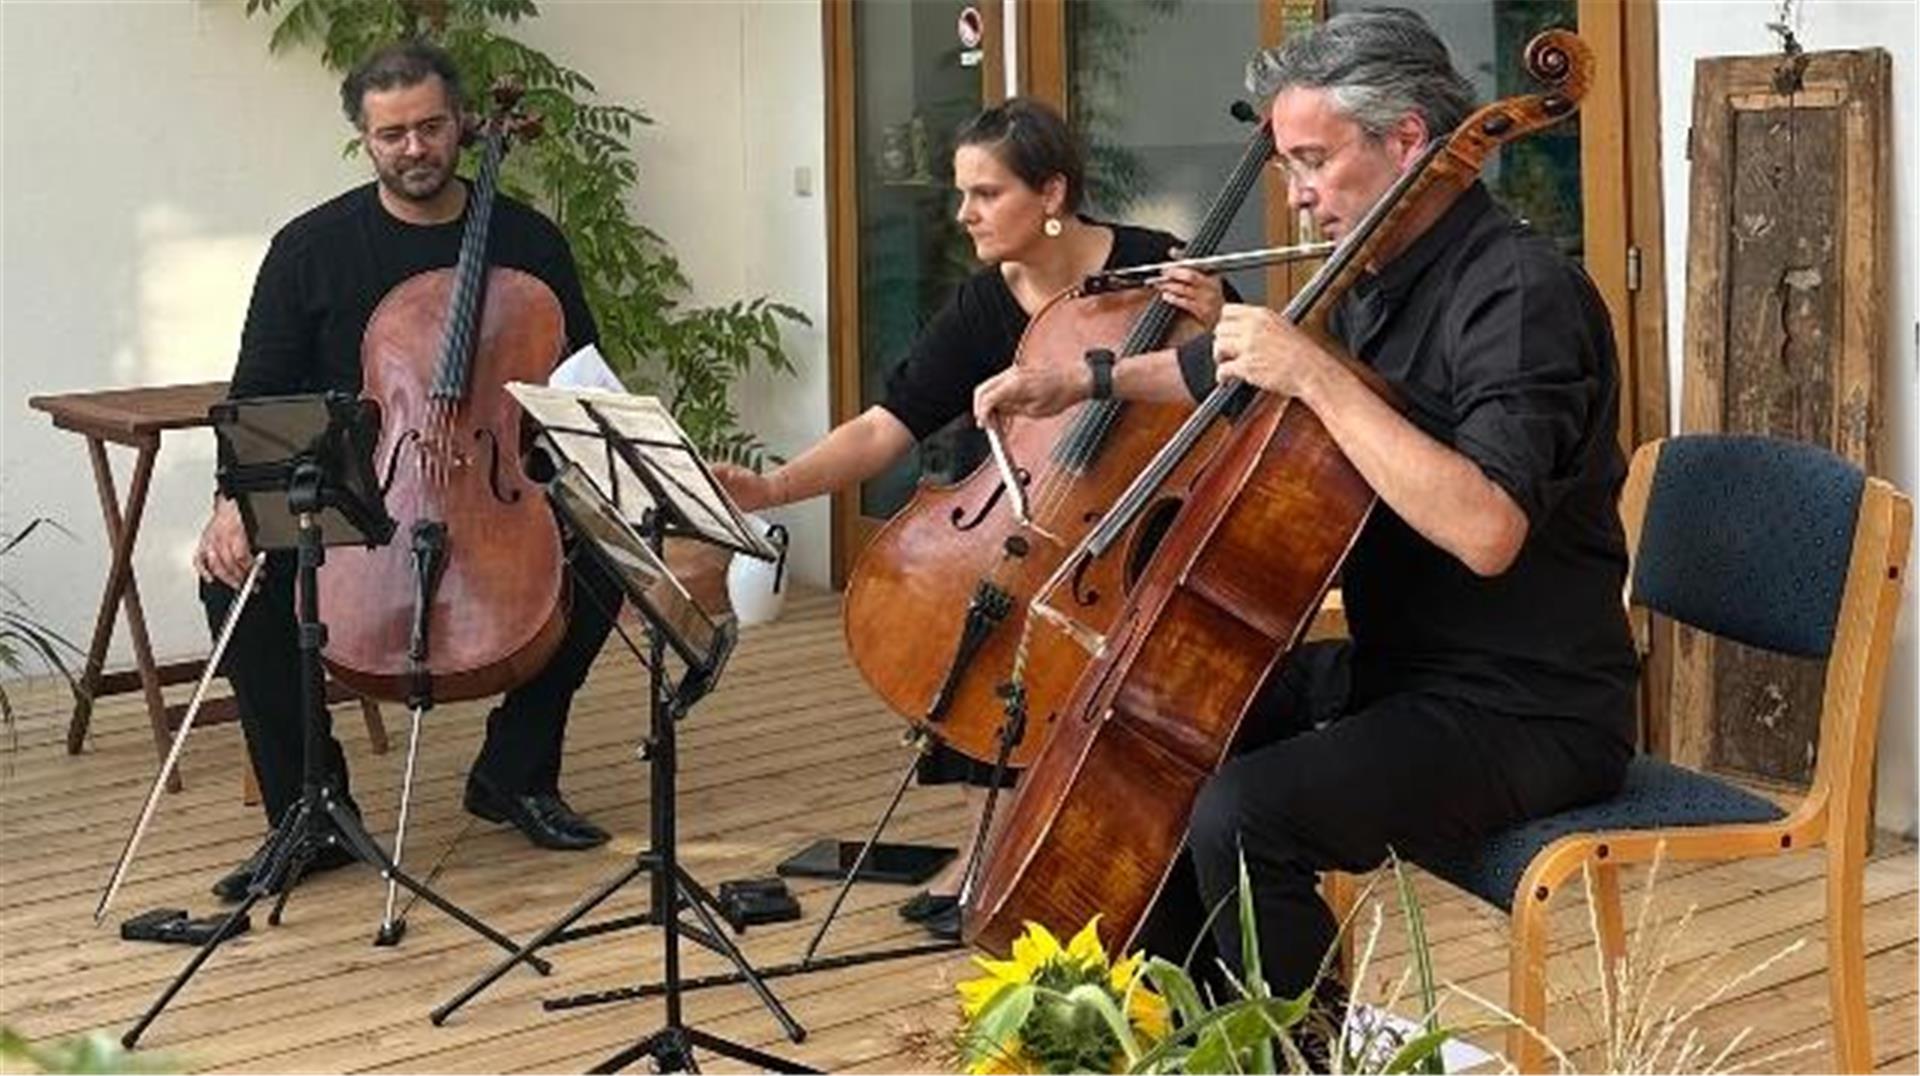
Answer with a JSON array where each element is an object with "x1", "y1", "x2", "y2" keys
[{"x1": 1340, "y1": 434, "x2": 1910, "y2": 1072}]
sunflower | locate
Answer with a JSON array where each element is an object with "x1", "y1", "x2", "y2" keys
[{"x1": 957, "y1": 917, "x2": 1170, "y2": 1074}]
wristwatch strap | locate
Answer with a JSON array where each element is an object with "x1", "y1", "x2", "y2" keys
[{"x1": 1085, "y1": 348, "x2": 1116, "y2": 401}]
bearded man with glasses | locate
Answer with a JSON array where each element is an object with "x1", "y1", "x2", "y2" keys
[{"x1": 192, "y1": 40, "x2": 623, "y2": 904}]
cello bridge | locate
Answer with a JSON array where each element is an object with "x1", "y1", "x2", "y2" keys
[{"x1": 1030, "y1": 597, "x2": 1107, "y2": 658}]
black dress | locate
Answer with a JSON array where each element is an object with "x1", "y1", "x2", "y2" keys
[{"x1": 875, "y1": 220, "x2": 1189, "y2": 786}]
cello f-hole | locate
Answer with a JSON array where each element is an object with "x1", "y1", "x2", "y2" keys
[
  {"x1": 1124, "y1": 497, "x2": 1184, "y2": 591},
  {"x1": 949, "y1": 468, "x2": 1031, "y2": 532},
  {"x1": 381, "y1": 429, "x2": 422, "y2": 494},
  {"x1": 1068, "y1": 554, "x2": 1101, "y2": 608},
  {"x1": 475, "y1": 427, "x2": 521, "y2": 504}
]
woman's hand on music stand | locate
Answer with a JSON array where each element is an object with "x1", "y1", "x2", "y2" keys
[{"x1": 712, "y1": 463, "x2": 778, "y2": 513}]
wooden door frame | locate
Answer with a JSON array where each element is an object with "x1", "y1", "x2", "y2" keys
[
  {"x1": 1596, "y1": 0, "x2": 1675, "y2": 754},
  {"x1": 824, "y1": 0, "x2": 1008, "y2": 586}
]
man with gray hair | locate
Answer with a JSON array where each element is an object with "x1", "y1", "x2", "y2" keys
[{"x1": 975, "y1": 7, "x2": 1636, "y2": 1014}]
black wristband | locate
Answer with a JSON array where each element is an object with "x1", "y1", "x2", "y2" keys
[
  {"x1": 1085, "y1": 348, "x2": 1116, "y2": 401},
  {"x1": 1177, "y1": 334, "x2": 1218, "y2": 402}
]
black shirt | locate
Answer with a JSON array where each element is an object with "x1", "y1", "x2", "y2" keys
[
  {"x1": 1189, "y1": 182, "x2": 1637, "y2": 742},
  {"x1": 230, "y1": 182, "x2": 597, "y2": 399},
  {"x1": 1342, "y1": 182, "x2": 1635, "y2": 740},
  {"x1": 879, "y1": 222, "x2": 1188, "y2": 441}
]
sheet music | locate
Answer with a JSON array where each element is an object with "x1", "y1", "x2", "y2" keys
[
  {"x1": 547, "y1": 462, "x2": 719, "y2": 667},
  {"x1": 512, "y1": 381, "x2": 629, "y2": 512},
  {"x1": 507, "y1": 381, "x2": 777, "y2": 560},
  {"x1": 550, "y1": 343, "x2": 627, "y2": 393}
]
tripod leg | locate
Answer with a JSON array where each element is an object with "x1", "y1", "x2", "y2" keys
[
  {"x1": 375, "y1": 703, "x2": 426, "y2": 947},
  {"x1": 673, "y1": 864, "x2": 806, "y2": 1044},
  {"x1": 588, "y1": 1029, "x2": 679, "y2": 1076},
  {"x1": 430, "y1": 855, "x2": 653, "y2": 1024},
  {"x1": 683, "y1": 1028, "x2": 819, "y2": 1075},
  {"x1": 122, "y1": 890, "x2": 263, "y2": 1049},
  {"x1": 311, "y1": 791, "x2": 552, "y2": 974},
  {"x1": 956, "y1": 689, "x2": 1027, "y2": 910},
  {"x1": 257, "y1": 798, "x2": 321, "y2": 927},
  {"x1": 129, "y1": 801, "x2": 302, "y2": 1049},
  {"x1": 97, "y1": 552, "x2": 266, "y2": 925},
  {"x1": 801, "y1": 737, "x2": 928, "y2": 965},
  {"x1": 266, "y1": 841, "x2": 318, "y2": 926}
]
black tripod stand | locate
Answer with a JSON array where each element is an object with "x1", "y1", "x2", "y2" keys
[
  {"x1": 432, "y1": 397, "x2": 809, "y2": 1073},
  {"x1": 124, "y1": 394, "x2": 549, "y2": 1049}
]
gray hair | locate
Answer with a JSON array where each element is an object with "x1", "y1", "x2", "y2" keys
[{"x1": 1245, "y1": 8, "x2": 1477, "y2": 143}]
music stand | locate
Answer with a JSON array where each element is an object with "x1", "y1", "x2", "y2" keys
[
  {"x1": 434, "y1": 385, "x2": 808, "y2": 1075},
  {"x1": 124, "y1": 392, "x2": 551, "y2": 1049}
]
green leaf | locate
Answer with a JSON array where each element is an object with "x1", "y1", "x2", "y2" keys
[
  {"x1": 1383, "y1": 1027, "x2": 1456, "y2": 1074},
  {"x1": 963, "y1": 982, "x2": 1035, "y2": 1068},
  {"x1": 243, "y1": 1, "x2": 801, "y2": 460},
  {"x1": 1143, "y1": 956, "x2": 1208, "y2": 1030},
  {"x1": 1231, "y1": 849, "x2": 1278, "y2": 1073},
  {"x1": 1391, "y1": 852, "x2": 1445, "y2": 1074},
  {"x1": 1063, "y1": 981, "x2": 1141, "y2": 1062}
]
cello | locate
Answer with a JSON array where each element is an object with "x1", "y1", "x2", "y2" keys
[
  {"x1": 321, "y1": 84, "x2": 568, "y2": 704},
  {"x1": 842, "y1": 117, "x2": 1284, "y2": 769},
  {"x1": 963, "y1": 29, "x2": 1596, "y2": 953}
]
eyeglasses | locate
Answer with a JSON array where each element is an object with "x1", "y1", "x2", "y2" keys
[
  {"x1": 366, "y1": 115, "x2": 457, "y2": 153},
  {"x1": 1272, "y1": 137, "x2": 1358, "y2": 185}
]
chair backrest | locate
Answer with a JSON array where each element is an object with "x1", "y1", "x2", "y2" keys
[{"x1": 1619, "y1": 434, "x2": 1911, "y2": 832}]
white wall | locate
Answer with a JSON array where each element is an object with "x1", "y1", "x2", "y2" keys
[
  {"x1": 3, "y1": 2, "x2": 363, "y2": 666},
  {"x1": 514, "y1": 0, "x2": 832, "y2": 592},
  {"x1": 0, "y1": 1, "x2": 830, "y2": 672},
  {"x1": 1658, "y1": 0, "x2": 1918, "y2": 834}
]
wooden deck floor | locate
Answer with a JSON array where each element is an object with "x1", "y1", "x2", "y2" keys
[{"x1": 2, "y1": 590, "x2": 1914, "y2": 1073}]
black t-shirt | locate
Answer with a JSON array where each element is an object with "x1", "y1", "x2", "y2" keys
[
  {"x1": 230, "y1": 181, "x2": 598, "y2": 399},
  {"x1": 879, "y1": 222, "x2": 1188, "y2": 441},
  {"x1": 1330, "y1": 182, "x2": 1637, "y2": 742}
]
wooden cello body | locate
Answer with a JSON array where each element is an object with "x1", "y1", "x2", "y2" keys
[
  {"x1": 842, "y1": 125, "x2": 1276, "y2": 768},
  {"x1": 964, "y1": 30, "x2": 1595, "y2": 953},
  {"x1": 321, "y1": 91, "x2": 568, "y2": 703}
]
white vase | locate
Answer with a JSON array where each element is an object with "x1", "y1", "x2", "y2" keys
[{"x1": 727, "y1": 516, "x2": 790, "y2": 626}]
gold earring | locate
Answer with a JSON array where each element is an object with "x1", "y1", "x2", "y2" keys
[{"x1": 1043, "y1": 216, "x2": 1063, "y2": 238}]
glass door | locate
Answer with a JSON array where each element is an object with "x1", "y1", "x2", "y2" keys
[
  {"x1": 1329, "y1": 0, "x2": 1585, "y2": 259},
  {"x1": 1060, "y1": 0, "x2": 1276, "y2": 307},
  {"x1": 827, "y1": 1, "x2": 1001, "y2": 580}
]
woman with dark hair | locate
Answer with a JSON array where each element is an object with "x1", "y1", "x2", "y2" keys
[{"x1": 713, "y1": 97, "x2": 1226, "y2": 939}]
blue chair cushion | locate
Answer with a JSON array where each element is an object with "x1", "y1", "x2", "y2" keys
[
  {"x1": 1417, "y1": 756, "x2": 1787, "y2": 912},
  {"x1": 1633, "y1": 434, "x2": 1863, "y2": 658}
]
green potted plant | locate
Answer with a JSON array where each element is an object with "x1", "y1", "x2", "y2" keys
[
  {"x1": 246, "y1": 0, "x2": 810, "y2": 609},
  {"x1": 1, "y1": 519, "x2": 82, "y2": 744}
]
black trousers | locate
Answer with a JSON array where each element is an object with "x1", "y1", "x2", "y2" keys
[
  {"x1": 201, "y1": 542, "x2": 621, "y2": 828},
  {"x1": 1137, "y1": 642, "x2": 1631, "y2": 999}
]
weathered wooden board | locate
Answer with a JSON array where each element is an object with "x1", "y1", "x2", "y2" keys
[{"x1": 1675, "y1": 47, "x2": 1890, "y2": 785}]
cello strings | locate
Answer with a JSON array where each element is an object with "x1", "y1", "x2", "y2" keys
[{"x1": 1028, "y1": 129, "x2": 1267, "y2": 519}]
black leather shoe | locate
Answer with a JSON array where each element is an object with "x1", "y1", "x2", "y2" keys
[
  {"x1": 898, "y1": 890, "x2": 959, "y2": 923},
  {"x1": 923, "y1": 900, "x2": 961, "y2": 942},
  {"x1": 546, "y1": 793, "x2": 611, "y2": 843},
  {"x1": 464, "y1": 776, "x2": 608, "y2": 850},
  {"x1": 211, "y1": 826, "x2": 356, "y2": 903}
]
